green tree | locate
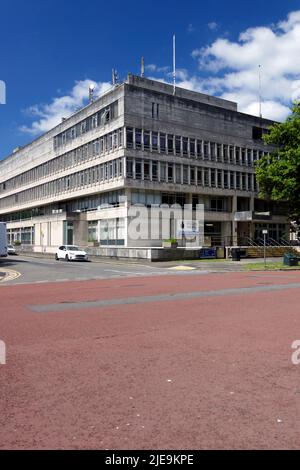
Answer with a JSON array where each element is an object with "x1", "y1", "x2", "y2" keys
[{"x1": 256, "y1": 102, "x2": 300, "y2": 224}]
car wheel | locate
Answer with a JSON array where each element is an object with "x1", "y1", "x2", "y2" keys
[
  {"x1": 55, "y1": 254, "x2": 59, "y2": 260},
  {"x1": 65, "y1": 254, "x2": 70, "y2": 262}
]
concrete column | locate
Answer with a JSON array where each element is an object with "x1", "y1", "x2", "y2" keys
[
  {"x1": 123, "y1": 127, "x2": 127, "y2": 148},
  {"x1": 141, "y1": 129, "x2": 144, "y2": 150}
]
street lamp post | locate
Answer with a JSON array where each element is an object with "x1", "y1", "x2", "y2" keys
[{"x1": 262, "y1": 229, "x2": 268, "y2": 269}]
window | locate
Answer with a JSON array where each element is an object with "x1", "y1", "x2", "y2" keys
[
  {"x1": 175, "y1": 165, "x2": 181, "y2": 184},
  {"x1": 175, "y1": 136, "x2": 181, "y2": 155},
  {"x1": 190, "y1": 139, "x2": 195, "y2": 157},
  {"x1": 197, "y1": 140, "x2": 202, "y2": 158},
  {"x1": 135, "y1": 129, "x2": 142, "y2": 149},
  {"x1": 216, "y1": 144, "x2": 222, "y2": 161},
  {"x1": 210, "y1": 142, "x2": 216, "y2": 161},
  {"x1": 160, "y1": 162, "x2": 167, "y2": 182},
  {"x1": 152, "y1": 132, "x2": 158, "y2": 151},
  {"x1": 183, "y1": 137, "x2": 188, "y2": 156},
  {"x1": 144, "y1": 161, "x2": 150, "y2": 180},
  {"x1": 168, "y1": 164, "x2": 173, "y2": 183},
  {"x1": 168, "y1": 135, "x2": 174, "y2": 153},
  {"x1": 204, "y1": 169, "x2": 209, "y2": 186},
  {"x1": 190, "y1": 167, "x2": 195, "y2": 184},
  {"x1": 203, "y1": 142, "x2": 209, "y2": 159},
  {"x1": 217, "y1": 170, "x2": 222, "y2": 188},
  {"x1": 210, "y1": 198, "x2": 227, "y2": 212},
  {"x1": 223, "y1": 145, "x2": 229, "y2": 163},
  {"x1": 152, "y1": 161, "x2": 158, "y2": 181},
  {"x1": 88, "y1": 222, "x2": 98, "y2": 242},
  {"x1": 197, "y1": 168, "x2": 203, "y2": 186},
  {"x1": 230, "y1": 171, "x2": 235, "y2": 189},
  {"x1": 126, "y1": 128, "x2": 133, "y2": 148},
  {"x1": 144, "y1": 131, "x2": 150, "y2": 150},
  {"x1": 126, "y1": 158, "x2": 133, "y2": 178},
  {"x1": 135, "y1": 160, "x2": 142, "y2": 179},
  {"x1": 229, "y1": 146, "x2": 234, "y2": 163},
  {"x1": 160, "y1": 133, "x2": 166, "y2": 152},
  {"x1": 224, "y1": 171, "x2": 229, "y2": 188},
  {"x1": 183, "y1": 165, "x2": 188, "y2": 184},
  {"x1": 211, "y1": 169, "x2": 216, "y2": 187}
]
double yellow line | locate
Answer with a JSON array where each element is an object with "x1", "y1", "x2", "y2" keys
[{"x1": 0, "y1": 268, "x2": 21, "y2": 283}]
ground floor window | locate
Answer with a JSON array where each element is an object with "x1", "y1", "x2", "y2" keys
[
  {"x1": 88, "y1": 221, "x2": 98, "y2": 242},
  {"x1": 7, "y1": 226, "x2": 34, "y2": 245},
  {"x1": 254, "y1": 223, "x2": 288, "y2": 242},
  {"x1": 100, "y1": 218, "x2": 125, "y2": 245}
]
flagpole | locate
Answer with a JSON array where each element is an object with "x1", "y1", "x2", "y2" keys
[{"x1": 173, "y1": 34, "x2": 176, "y2": 95}]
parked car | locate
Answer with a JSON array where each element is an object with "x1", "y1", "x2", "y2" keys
[
  {"x1": 7, "y1": 244, "x2": 17, "y2": 255},
  {"x1": 55, "y1": 245, "x2": 88, "y2": 261}
]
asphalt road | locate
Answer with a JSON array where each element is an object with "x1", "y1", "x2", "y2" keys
[
  {"x1": 0, "y1": 254, "x2": 285, "y2": 285},
  {"x1": 1, "y1": 270, "x2": 300, "y2": 449}
]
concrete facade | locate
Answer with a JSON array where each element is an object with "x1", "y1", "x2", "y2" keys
[{"x1": 0, "y1": 74, "x2": 289, "y2": 255}]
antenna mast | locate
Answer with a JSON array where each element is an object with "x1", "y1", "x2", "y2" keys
[
  {"x1": 141, "y1": 57, "x2": 145, "y2": 77},
  {"x1": 173, "y1": 34, "x2": 176, "y2": 95}
]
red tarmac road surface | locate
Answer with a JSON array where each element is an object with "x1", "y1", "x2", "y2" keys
[{"x1": 1, "y1": 271, "x2": 300, "y2": 449}]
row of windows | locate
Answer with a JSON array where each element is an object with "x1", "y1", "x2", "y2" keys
[
  {"x1": 0, "y1": 158, "x2": 124, "y2": 210},
  {"x1": 7, "y1": 227, "x2": 34, "y2": 245},
  {"x1": 53, "y1": 101, "x2": 118, "y2": 149},
  {"x1": 126, "y1": 127, "x2": 268, "y2": 167},
  {"x1": 126, "y1": 158, "x2": 257, "y2": 192},
  {"x1": 1, "y1": 128, "x2": 124, "y2": 194}
]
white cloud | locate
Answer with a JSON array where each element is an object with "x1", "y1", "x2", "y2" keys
[
  {"x1": 208, "y1": 22, "x2": 218, "y2": 31},
  {"x1": 191, "y1": 10, "x2": 300, "y2": 121},
  {"x1": 20, "y1": 79, "x2": 111, "y2": 135},
  {"x1": 145, "y1": 64, "x2": 157, "y2": 72},
  {"x1": 145, "y1": 64, "x2": 170, "y2": 73}
]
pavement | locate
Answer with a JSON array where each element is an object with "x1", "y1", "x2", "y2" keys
[{"x1": 1, "y1": 266, "x2": 300, "y2": 449}]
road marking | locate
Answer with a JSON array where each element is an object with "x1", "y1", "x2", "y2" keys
[
  {"x1": 168, "y1": 265, "x2": 196, "y2": 271},
  {"x1": 0, "y1": 268, "x2": 21, "y2": 283}
]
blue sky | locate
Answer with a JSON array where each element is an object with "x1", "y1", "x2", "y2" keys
[{"x1": 1, "y1": 0, "x2": 300, "y2": 159}]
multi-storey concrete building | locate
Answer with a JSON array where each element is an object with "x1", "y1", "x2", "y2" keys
[{"x1": 0, "y1": 74, "x2": 288, "y2": 257}]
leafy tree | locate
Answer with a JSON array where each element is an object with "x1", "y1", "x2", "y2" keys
[{"x1": 256, "y1": 102, "x2": 300, "y2": 225}]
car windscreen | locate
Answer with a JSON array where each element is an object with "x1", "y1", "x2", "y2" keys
[{"x1": 66, "y1": 246, "x2": 80, "y2": 251}]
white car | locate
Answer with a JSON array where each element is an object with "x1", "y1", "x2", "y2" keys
[
  {"x1": 55, "y1": 245, "x2": 88, "y2": 261},
  {"x1": 7, "y1": 244, "x2": 16, "y2": 255}
]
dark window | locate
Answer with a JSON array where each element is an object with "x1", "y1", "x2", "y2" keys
[
  {"x1": 135, "y1": 129, "x2": 142, "y2": 149},
  {"x1": 126, "y1": 128, "x2": 133, "y2": 148},
  {"x1": 168, "y1": 135, "x2": 174, "y2": 153},
  {"x1": 152, "y1": 132, "x2": 158, "y2": 151},
  {"x1": 144, "y1": 131, "x2": 150, "y2": 150},
  {"x1": 190, "y1": 139, "x2": 195, "y2": 156},
  {"x1": 160, "y1": 133, "x2": 166, "y2": 152},
  {"x1": 144, "y1": 161, "x2": 150, "y2": 180},
  {"x1": 175, "y1": 136, "x2": 181, "y2": 155}
]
